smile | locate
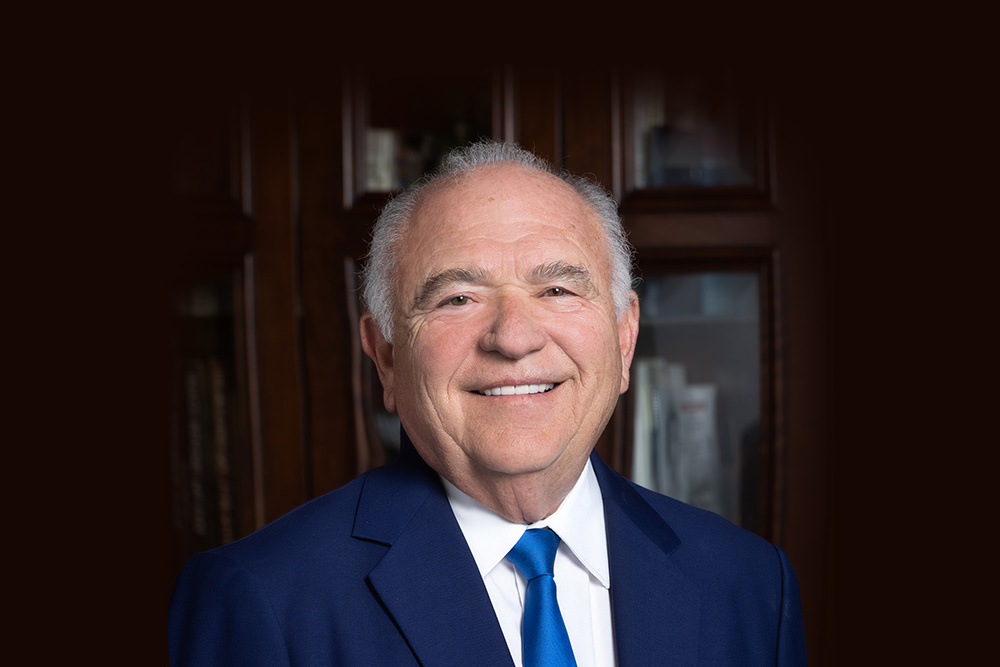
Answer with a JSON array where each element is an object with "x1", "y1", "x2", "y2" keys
[{"x1": 476, "y1": 383, "x2": 556, "y2": 396}]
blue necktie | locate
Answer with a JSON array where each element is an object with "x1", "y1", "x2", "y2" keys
[{"x1": 506, "y1": 528, "x2": 578, "y2": 667}]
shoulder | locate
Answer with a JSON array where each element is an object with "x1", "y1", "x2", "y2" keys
[
  {"x1": 168, "y1": 472, "x2": 395, "y2": 664},
  {"x1": 594, "y1": 452, "x2": 785, "y2": 582},
  {"x1": 636, "y1": 482, "x2": 767, "y2": 548},
  {"x1": 630, "y1": 480, "x2": 788, "y2": 586},
  {"x1": 196, "y1": 473, "x2": 371, "y2": 578}
]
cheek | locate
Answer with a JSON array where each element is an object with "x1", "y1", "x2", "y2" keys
[
  {"x1": 402, "y1": 323, "x2": 474, "y2": 386},
  {"x1": 562, "y1": 317, "x2": 621, "y2": 368}
]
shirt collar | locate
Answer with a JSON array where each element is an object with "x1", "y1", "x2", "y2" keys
[{"x1": 442, "y1": 458, "x2": 610, "y2": 588}]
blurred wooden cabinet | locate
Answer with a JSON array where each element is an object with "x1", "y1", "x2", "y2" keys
[{"x1": 166, "y1": 65, "x2": 830, "y2": 664}]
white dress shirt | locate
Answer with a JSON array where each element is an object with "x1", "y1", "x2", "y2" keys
[{"x1": 441, "y1": 459, "x2": 617, "y2": 667}]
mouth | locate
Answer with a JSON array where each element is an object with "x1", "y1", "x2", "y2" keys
[{"x1": 475, "y1": 383, "x2": 557, "y2": 397}]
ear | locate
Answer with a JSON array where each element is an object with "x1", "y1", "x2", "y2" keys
[
  {"x1": 617, "y1": 292, "x2": 640, "y2": 395},
  {"x1": 360, "y1": 312, "x2": 398, "y2": 413}
]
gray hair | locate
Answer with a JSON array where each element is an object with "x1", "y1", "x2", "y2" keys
[{"x1": 360, "y1": 140, "x2": 635, "y2": 343}]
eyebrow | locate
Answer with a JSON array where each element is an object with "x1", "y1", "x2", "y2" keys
[
  {"x1": 412, "y1": 267, "x2": 490, "y2": 311},
  {"x1": 530, "y1": 261, "x2": 596, "y2": 294},
  {"x1": 411, "y1": 261, "x2": 596, "y2": 312}
]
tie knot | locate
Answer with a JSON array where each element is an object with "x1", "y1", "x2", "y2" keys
[{"x1": 507, "y1": 528, "x2": 561, "y2": 580}]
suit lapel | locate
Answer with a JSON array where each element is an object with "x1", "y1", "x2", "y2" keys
[
  {"x1": 354, "y1": 438, "x2": 514, "y2": 667},
  {"x1": 593, "y1": 453, "x2": 701, "y2": 667}
]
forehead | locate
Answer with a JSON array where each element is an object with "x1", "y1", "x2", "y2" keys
[{"x1": 404, "y1": 163, "x2": 605, "y2": 253}]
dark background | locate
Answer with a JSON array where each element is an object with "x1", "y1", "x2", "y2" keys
[{"x1": 17, "y1": 23, "x2": 986, "y2": 665}]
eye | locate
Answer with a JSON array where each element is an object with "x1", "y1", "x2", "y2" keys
[
  {"x1": 446, "y1": 294, "x2": 471, "y2": 306},
  {"x1": 544, "y1": 287, "x2": 571, "y2": 297}
]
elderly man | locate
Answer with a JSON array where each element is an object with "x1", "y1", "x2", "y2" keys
[{"x1": 169, "y1": 141, "x2": 807, "y2": 666}]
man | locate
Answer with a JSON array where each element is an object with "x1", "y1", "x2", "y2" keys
[{"x1": 169, "y1": 141, "x2": 807, "y2": 665}]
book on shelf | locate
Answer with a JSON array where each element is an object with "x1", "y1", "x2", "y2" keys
[
  {"x1": 631, "y1": 358, "x2": 723, "y2": 516},
  {"x1": 209, "y1": 356, "x2": 236, "y2": 545},
  {"x1": 672, "y1": 383, "x2": 722, "y2": 516},
  {"x1": 170, "y1": 279, "x2": 242, "y2": 567},
  {"x1": 631, "y1": 358, "x2": 657, "y2": 491}
]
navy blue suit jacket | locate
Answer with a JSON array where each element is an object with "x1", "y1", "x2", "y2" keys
[{"x1": 169, "y1": 436, "x2": 807, "y2": 665}]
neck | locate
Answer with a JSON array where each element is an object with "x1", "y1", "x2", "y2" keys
[
  {"x1": 449, "y1": 460, "x2": 585, "y2": 524},
  {"x1": 397, "y1": 429, "x2": 590, "y2": 524}
]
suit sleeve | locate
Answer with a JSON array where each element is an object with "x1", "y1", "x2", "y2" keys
[
  {"x1": 774, "y1": 544, "x2": 809, "y2": 666},
  {"x1": 169, "y1": 552, "x2": 291, "y2": 666}
]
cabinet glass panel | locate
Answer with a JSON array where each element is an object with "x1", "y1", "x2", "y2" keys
[
  {"x1": 629, "y1": 70, "x2": 758, "y2": 190},
  {"x1": 632, "y1": 271, "x2": 761, "y2": 530},
  {"x1": 362, "y1": 70, "x2": 492, "y2": 193}
]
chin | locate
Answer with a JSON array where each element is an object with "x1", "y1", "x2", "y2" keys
[{"x1": 471, "y1": 436, "x2": 580, "y2": 477}]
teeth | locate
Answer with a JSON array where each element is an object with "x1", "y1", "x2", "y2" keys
[{"x1": 478, "y1": 383, "x2": 555, "y2": 396}]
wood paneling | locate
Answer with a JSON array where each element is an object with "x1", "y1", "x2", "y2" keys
[{"x1": 248, "y1": 94, "x2": 308, "y2": 523}]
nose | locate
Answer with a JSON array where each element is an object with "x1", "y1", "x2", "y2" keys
[{"x1": 479, "y1": 293, "x2": 548, "y2": 359}]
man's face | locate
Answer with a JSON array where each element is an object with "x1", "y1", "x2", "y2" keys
[{"x1": 365, "y1": 164, "x2": 639, "y2": 491}]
